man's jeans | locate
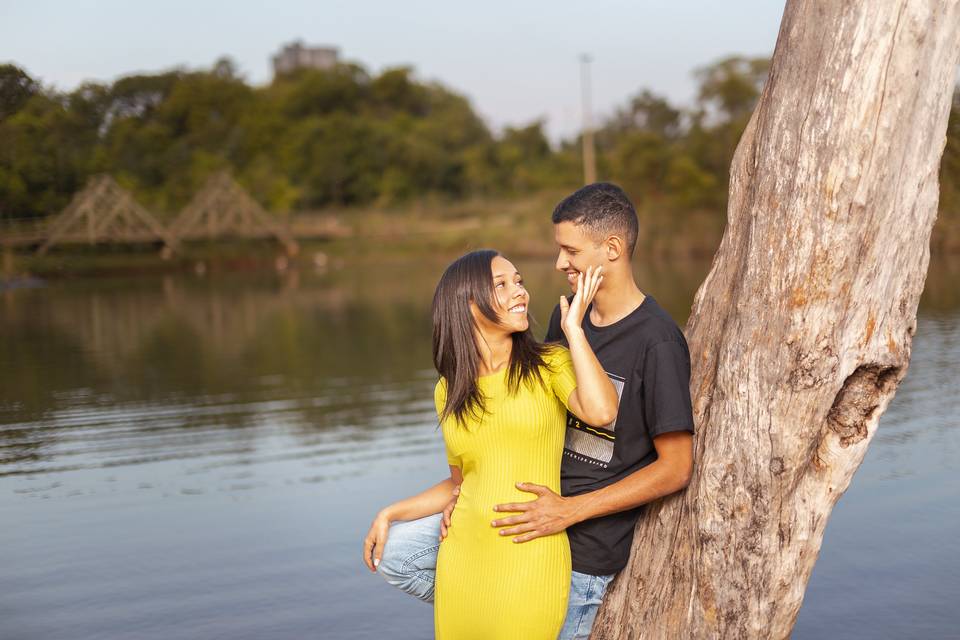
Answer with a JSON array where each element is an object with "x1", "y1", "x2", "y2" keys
[
  {"x1": 560, "y1": 571, "x2": 616, "y2": 640},
  {"x1": 376, "y1": 514, "x2": 615, "y2": 640}
]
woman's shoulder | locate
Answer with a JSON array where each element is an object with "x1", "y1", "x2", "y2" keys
[
  {"x1": 540, "y1": 343, "x2": 571, "y2": 365},
  {"x1": 538, "y1": 343, "x2": 572, "y2": 377},
  {"x1": 433, "y1": 378, "x2": 451, "y2": 427}
]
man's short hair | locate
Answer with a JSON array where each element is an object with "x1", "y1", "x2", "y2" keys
[{"x1": 551, "y1": 182, "x2": 639, "y2": 255}]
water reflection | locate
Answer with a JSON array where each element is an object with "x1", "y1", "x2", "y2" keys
[
  {"x1": 0, "y1": 254, "x2": 957, "y2": 640},
  {"x1": 0, "y1": 255, "x2": 712, "y2": 481}
]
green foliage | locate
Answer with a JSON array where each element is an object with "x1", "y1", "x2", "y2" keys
[
  {"x1": 0, "y1": 60, "x2": 510, "y2": 217},
  {"x1": 1, "y1": 52, "x2": 957, "y2": 249},
  {"x1": 0, "y1": 89, "x2": 94, "y2": 218},
  {"x1": 695, "y1": 56, "x2": 769, "y2": 123},
  {"x1": 465, "y1": 121, "x2": 573, "y2": 195},
  {"x1": 0, "y1": 64, "x2": 40, "y2": 121},
  {"x1": 593, "y1": 57, "x2": 772, "y2": 217},
  {"x1": 601, "y1": 89, "x2": 682, "y2": 143}
]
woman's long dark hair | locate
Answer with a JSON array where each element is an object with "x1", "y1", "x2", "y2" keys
[{"x1": 432, "y1": 249, "x2": 552, "y2": 426}]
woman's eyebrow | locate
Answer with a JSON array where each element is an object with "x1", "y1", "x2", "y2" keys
[{"x1": 492, "y1": 270, "x2": 520, "y2": 278}]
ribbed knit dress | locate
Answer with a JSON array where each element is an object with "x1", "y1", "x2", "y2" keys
[{"x1": 433, "y1": 346, "x2": 576, "y2": 639}]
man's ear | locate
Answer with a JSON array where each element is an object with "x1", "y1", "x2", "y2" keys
[{"x1": 605, "y1": 235, "x2": 625, "y2": 261}]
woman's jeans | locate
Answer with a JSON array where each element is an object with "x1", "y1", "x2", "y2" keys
[{"x1": 376, "y1": 514, "x2": 615, "y2": 640}]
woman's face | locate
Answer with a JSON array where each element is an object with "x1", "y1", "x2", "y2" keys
[{"x1": 477, "y1": 255, "x2": 529, "y2": 334}]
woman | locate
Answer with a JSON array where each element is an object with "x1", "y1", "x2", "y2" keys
[{"x1": 363, "y1": 249, "x2": 617, "y2": 639}]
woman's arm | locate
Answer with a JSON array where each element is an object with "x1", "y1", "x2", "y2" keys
[
  {"x1": 565, "y1": 328, "x2": 618, "y2": 426},
  {"x1": 379, "y1": 466, "x2": 463, "y2": 522},
  {"x1": 561, "y1": 266, "x2": 618, "y2": 426},
  {"x1": 362, "y1": 466, "x2": 462, "y2": 572}
]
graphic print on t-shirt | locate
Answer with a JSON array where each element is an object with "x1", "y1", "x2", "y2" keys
[{"x1": 563, "y1": 372, "x2": 625, "y2": 466}]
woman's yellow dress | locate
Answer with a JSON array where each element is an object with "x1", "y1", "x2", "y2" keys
[{"x1": 434, "y1": 347, "x2": 576, "y2": 639}]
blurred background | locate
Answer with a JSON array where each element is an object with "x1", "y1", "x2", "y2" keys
[{"x1": 1, "y1": 2, "x2": 958, "y2": 639}]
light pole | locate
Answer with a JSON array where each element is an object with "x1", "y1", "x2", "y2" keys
[{"x1": 580, "y1": 53, "x2": 597, "y2": 185}]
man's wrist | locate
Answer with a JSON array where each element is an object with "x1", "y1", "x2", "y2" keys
[{"x1": 564, "y1": 493, "x2": 592, "y2": 527}]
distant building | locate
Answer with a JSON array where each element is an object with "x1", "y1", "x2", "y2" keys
[{"x1": 272, "y1": 41, "x2": 340, "y2": 76}]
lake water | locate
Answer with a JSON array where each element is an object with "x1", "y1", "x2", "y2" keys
[{"x1": 1, "y1": 255, "x2": 958, "y2": 640}]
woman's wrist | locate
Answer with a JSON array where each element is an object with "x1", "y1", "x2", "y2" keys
[{"x1": 378, "y1": 505, "x2": 397, "y2": 523}]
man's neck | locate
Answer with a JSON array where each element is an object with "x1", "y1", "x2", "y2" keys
[{"x1": 590, "y1": 271, "x2": 646, "y2": 327}]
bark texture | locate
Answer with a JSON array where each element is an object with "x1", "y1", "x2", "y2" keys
[{"x1": 592, "y1": 2, "x2": 960, "y2": 638}]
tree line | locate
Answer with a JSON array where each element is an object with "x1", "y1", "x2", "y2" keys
[{"x1": 1, "y1": 55, "x2": 958, "y2": 238}]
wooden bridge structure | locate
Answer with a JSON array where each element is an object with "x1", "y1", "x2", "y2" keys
[
  {"x1": 0, "y1": 172, "x2": 344, "y2": 255},
  {"x1": 35, "y1": 175, "x2": 178, "y2": 256},
  {"x1": 169, "y1": 172, "x2": 298, "y2": 255}
]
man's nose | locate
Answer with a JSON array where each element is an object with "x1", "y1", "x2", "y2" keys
[{"x1": 555, "y1": 254, "x2": 567, "y2": 271}]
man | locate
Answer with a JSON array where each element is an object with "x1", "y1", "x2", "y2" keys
[{"x1": 370, "y1": 183, "x2": 694, "y2": 640}]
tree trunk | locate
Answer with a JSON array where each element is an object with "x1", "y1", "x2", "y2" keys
[{"x1": 593, "y1": 2, "x2": 960, "y2": 638}]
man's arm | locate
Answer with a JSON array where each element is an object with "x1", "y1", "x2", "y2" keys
[{"x1": 492, "y1": 431, "x2": 692, "y2": 542}]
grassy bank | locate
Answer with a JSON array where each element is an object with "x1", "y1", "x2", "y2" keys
[
  {"x1": 1, "y1": 191, "x2": 722, "y2": 279},
  {"x1": 4, "y1": 190, "x2": 959, "y2": 280}
]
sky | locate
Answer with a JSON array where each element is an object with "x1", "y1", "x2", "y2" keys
[{"x1": 0, "y1": 1, "x2": 786, "y2": 142}]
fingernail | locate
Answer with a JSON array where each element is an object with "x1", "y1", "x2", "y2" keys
[{"x1": 373, "y1": 558, "x2": 380, "y2": 568}]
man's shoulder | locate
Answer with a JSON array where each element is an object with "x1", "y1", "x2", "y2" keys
[
  {"x1": 640, "y1": 311, "x2": 687, "y2": 345},
  {"x1": 621, "y1": 297, "x2": 687, "y2": 347}
]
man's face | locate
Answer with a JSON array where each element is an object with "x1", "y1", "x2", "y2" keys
[{"x1": 554, "y1": 221, "x2": 607, "y2": 293}]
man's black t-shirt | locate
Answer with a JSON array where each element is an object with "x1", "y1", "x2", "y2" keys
[{"x1": 546, "y1": 295, "x2": 694, "y2": 576}]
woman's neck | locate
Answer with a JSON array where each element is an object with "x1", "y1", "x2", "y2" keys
[{"x1": 475, "y1": 329, "x2": 513, "y2": 376}]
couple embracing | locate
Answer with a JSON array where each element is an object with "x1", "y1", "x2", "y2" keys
[{"x1": 363, "y1": 183, "x2": 695, "y2": 639}]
